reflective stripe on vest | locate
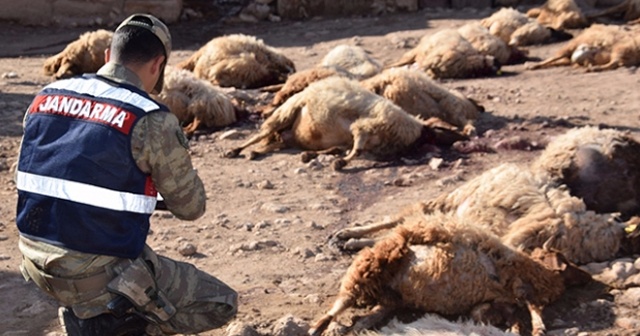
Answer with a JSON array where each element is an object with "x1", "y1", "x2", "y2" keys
[{"x1": 16, "y1": 171, "x2": 156, "y2": 214}]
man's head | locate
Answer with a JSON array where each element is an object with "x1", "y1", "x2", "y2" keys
[{"x1": 107, "y1": 14, "x2": 172, "y2": 94}]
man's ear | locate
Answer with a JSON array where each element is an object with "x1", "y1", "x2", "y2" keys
[
  {"x1": 152, "y1": 55, "x2": 166, "y2": 75},
  {"x1": 104, "y1": 48, "x2": 111, "y2": 63}
]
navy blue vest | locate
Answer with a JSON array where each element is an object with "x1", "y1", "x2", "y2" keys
[{"x1": 16, "y1": 75, "x2": 166, "y2": 258}]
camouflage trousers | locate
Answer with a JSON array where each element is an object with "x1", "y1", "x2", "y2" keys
[{"x1": 18, "y1": 236, "x2": 238, "y2": 335}]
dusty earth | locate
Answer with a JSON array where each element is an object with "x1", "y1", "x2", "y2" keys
[{"x1": 1, "y1": 6, "x2": 640, "y2": 336}]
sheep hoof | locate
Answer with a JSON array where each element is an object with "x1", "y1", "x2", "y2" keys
[
  {"x1": 223, "y1": 148, "x2": 242, "y2": 158},
  {"x1": 301, "y1": 151, "x2": 318, "y2": 163},
  {"x1": 247, "y1": 151, "x2": 259, "y2": 160},
  {"x1": 331, "y1": 159, "x2": 347, "y2": 171}
]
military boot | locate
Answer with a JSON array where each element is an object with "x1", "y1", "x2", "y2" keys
[{"x1": 58, "y1": 306, "x2": 149, "y2": 336}]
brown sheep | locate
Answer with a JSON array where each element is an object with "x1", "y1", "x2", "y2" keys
[
  {"x1": 526, "y1": 0, "x2": 590, "y2": 29},
  {"x1": 318, "y1": 44, "x2": 382, "y2": 80},
  {"x1": 385, "y1": 29, "x2": 500, "y2": 79},
  {"x1": 310, "y1": 210, "x2": 589, "y2": 336},
  {"x1": 525, "y1": 24, "x2": 638, "y2": 70},
  {"x1": 223, "y1": 76, "x2": 467, "y2": 170},
  {"x1": 334, "y1": 163, "x2": 633, "y2": 265},
  {"x1": 360, "y1": 67, "x2": 483, "y2": 136},
  {"x1": 457, "y1": 22, "x2": 529, "y2": 65},
  {"x1": 43, "y1": 29, "x2": 112, "y2": 79},
  {"x1": 176, "y1": 33, "x2": 295, "y2": 89},
  {"x1": 154, "y1": 66, "x2": 237, "y2": 136},
  {"x1": 480, "y1": 8, "x2": 569, "y2": 46},
  {"x1": 531, "y1": 126, "x2": 640, "y2": 218}
]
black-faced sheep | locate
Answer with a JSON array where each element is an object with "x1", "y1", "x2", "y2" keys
[
  {"x1": 360, "y1": 67, "x2": 483, "y2": 136},
  {"x1": 480, "y1": 7, "x2": 572, "y2": 46},
  {"x1": 525, "y1": 24, "x2": 638, "y2": 70},
  {"x1": 43, "y1": 29, "x2": 112, "y2": 79},
  {"x1": 154, "y1": 66, "x2": 237, "y2": 136},
  {"x1": 318, "y1": 44, "x2": 383, "y2": 80},
  {"x1": 457, "y1": 22, "x2": 529, "y2": 65},
  {"x1": 385, "y1": 29, "x2": 500, "y2": 79},
  {"x1": 223, "y1": 76, "x2": 466, "y2": 170},
  {"x1": 335, "y1": 163, "x2": 634, "y2": 265},
  {"x1": 176, "y1": 33, "x2": 296, "y2": 89},
  {"x1": 531, "y1": 126, "x2": 640, "y2": 218},
  {"x1": 310, "y1": 210, "x2": 589, "y2": 336}
]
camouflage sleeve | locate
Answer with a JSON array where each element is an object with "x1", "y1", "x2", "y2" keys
[{"x1": 131, "y1": 112, "x2": 206, "y2": 220}]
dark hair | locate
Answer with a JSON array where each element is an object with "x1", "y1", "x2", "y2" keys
[{"x1": 111, "y1": 16, "x2": 166, "y2": 65}]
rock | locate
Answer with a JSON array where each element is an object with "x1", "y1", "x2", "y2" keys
[
  {"x1": 2, "y1": 72, "x2": 18, "y2": 79},
  {"x1": 225, "y1": 321, "x2": 261, "y2": 336},
  {"x1": 257, "y1": 180, "x2": 274, "y2": 190},
  {"x1": 219, "y1": 129, "x2": 244, "y2": 140},
  {"x1": 271, "y1": 314, "x2": 309, "y2": 336},
  {"x1": 616, "y1": 287, "x2": 640, "y2": 308},
  {"x1": 177, "y1": 242, "x2": 197, "y2": 256},
  {"x1": 261, "y1": 203, "x2": 290, "y2": 213}
]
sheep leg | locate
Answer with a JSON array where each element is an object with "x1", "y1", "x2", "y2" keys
[
  {"x1": 586, "y1": 60, "x2": 621, "y2": 72},
  {"x1": 331, "y1": 128, "x2": 369, "y2": 171},
  {"x1": 525, "y1": 56, "x2": 572, "y2": 70},
  {"x1": 247, "y1": 139, "x2": 288, "y2": 160},
  {"x1": 301, "y1": 146, "x2": 347, "y2": 163},
  {"x1": 585, "y1": 0, "x2": 630, "y2": 20},
  {"x1": 334, "y1": 217, "x2": 403, "y2": 240},
  {"x1": 527, "y1": 302, "x2": 546, "y2": 336},
  {"x1": 309, "y1": 296, "x2": 356, "y2": 336},
  {"x1": 224, "y1": 105, "x2": 302, "y2": 158},
  {"x1": 183, "y1": 117, "x2": 202, "y2": 137},
  {"x1": 349, "y1": 304, "x2": 393, "y2": 334}
]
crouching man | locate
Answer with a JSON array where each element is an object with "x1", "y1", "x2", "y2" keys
[{"x1": 15, "y1": 13, "x2": 237, "y2": 335}]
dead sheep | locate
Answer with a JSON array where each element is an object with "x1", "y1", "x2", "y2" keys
[
  {"x1": 154, "y1": 66, "x2": 237, "y2": 136},
  {"x1": 531, "y1": 126, "x2": 640, "y2": 218},
  {"x1": 386, "y1": 29, "x2": 500, "y2": 79},
  {"x1": 223, "y1": 76, "x2": 466, "y2": 170},
  {"x1": 528, "y1": 0, "x2": 640, "y2": 28},
  {"x1": 176, "y1": 33, "x2": 295, "y2": 89},
  {"x1": 358, "y1": 314, "x2": 516, "y2": 336},
  {"x1": 360, "y1": 67, "x2": 483, "y2": 136},
  {"x1": 318, "y1": 44, "x2": 383, "y2": 80},
  {"x1": 43, "y1": 29, "x2": 112, "y2": 79},
  {"x1": 480, "y1": 7, "x2": 572, "y2": 46},
  {"x1": 457, "y1": 22, "x2": 529, "y2": 65},
  {"x1": 260, "y1": 66, "x2": 354, "y2": 116},
  {"x1": 526, "y1": 0, "x2": 590, "y2": 29},
  {"x1": 525, "y1": 24, "x2": 639, "y2": 71},
  {"x1": 310, "y1": 210, "x2": 589, "y2": 336},
  {"x1": 335, "y1": 163, "x2": 635, "y2": 265}
]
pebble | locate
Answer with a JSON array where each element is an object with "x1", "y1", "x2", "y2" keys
[{"x1": 177, "y1": 243, "x2": 197, "y2": 256}]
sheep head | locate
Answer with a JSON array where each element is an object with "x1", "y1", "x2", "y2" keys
[{"x1": 530, "y1": 247, "x2": 592, "y2": 287}]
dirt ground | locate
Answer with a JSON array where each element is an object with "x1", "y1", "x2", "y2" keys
[{"x1": 1, "y1": 6, "x2": 640, "y2": 336}]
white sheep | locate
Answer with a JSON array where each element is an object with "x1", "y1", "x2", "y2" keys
[
  {"x1": 531, "y1": 126, "x2": 640, "y2": 218},
  {"x1": 310, "y1": 210, "x2": 589, "y2": 336},
  {"x1": 525, "y1": 23, "x2": 638, "y2": 71},
  {"x1": 385, "y1": 29, "x2": 500, "y2": 79},
  {"x1": 360, "y1": 67, "x2": 483, "y2": 136},
  {"x1": 176, "y1": 33, "x2": 295, "y2": 89},
  {"x1": 480, "y1": 7, "x2": 570, "y2": 46},
  {"x1": 318, "y1": 44, "x2": 382, "y2": 80},
  {"x1": 457, "y1": 22, "x2": 528, "y2": 65},
  {"x1": 358, "y1": 314, "x2": 516, "y2": 336},
  {"x1": 155, "y1": 66, "x2": 237, "y2": 136},
  {"x1": 43, "y1": 29, "x2": 112, "y2": 79},
  {"x1": 259, "y1": 66, "x2": 354, "y2": 116},
  {"x1": 526, "y1": 0, "x2": 590, "y2": 29},
  {"x1": 334, "y1": 163, "x2": 632, "y2": 265},
  {"x1": 223, "y1": 76, "x2": 466, "y2": 170}
]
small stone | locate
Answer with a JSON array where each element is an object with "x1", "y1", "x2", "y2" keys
[
  {"x1": 257, "y1": 180, "x2": 274, "y2": 190},
  {"x1": 177, "y1": 243, "x2": 197, "y2": 256},
  {"x1": 2, "y1": 72, "x2": 18, "y2": 79},
  {"x1": 219, "y1": 129, "x2": 244, "y2": 140}
]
